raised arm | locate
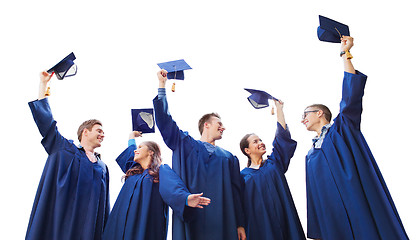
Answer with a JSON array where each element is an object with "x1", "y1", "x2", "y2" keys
[
  {"x1": 341, "y1": 36, "x2": 356, "y2": 74},
  {"x1": 29, "y1": 71, "x2": 72, "y2": 154},
  {"x1": 153, "y1": 70, "x2": 193, "y2": 151},
  {"x1": 338, "y1": 36, "x2": 368, "y2": 129},
  {"x1": 116, "y1": 131, "x2": 143, "y2": 173},
  {"x1": 270, "y1": 100, "x2": 297, "y2": 173}
]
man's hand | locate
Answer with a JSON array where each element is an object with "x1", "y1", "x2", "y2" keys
[
  {"x1": 157, "y1": 69, "x2": 168, "y2": 88},
  {"x1": 237, "y1": 226, "x2": 246, "y2": 240},
  {"x1": 187, "y1": 193, "x2": 211, "y2": 208},
  {"x1": 340, "y1": 35, "x2": 354, "y2": 52},
  {"x1": 38, "y1": 71, "x2": 54, "y2": 100}
]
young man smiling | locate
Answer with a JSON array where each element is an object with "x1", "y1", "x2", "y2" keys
[
  {"x1": 26, "y1": 71, "x2": 110, "y2": 240},
  {"x1": 302, "y1": 36, "x2": 408, "y2": 240},
  {"x1": 154, "y1": 69, "x2": 246, "y2": 240}
]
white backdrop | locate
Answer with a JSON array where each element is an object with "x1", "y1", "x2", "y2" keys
[{"x1": 1, "y1": 0, "x2": 417, "y2": 239}]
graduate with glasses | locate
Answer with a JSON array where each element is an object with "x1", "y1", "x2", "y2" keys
[{"x1": 302, "y1": 16, "x2": 409, "y2": 240}]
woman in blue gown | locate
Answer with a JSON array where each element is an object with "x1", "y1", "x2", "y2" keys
[
  {"x1": 104, "y1": 131, "x2": 210, "y2": 240},
  {"x1": 239, "y1": 99, "x2": 306, "y2": 240}
]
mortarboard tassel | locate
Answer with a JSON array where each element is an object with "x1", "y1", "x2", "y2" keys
[
  {"x1": 172, "y1": 65, "x2": 177, "y2": 92},
  {"x1": 271, "y1": 105, "x2": 275, "y2": 115}
]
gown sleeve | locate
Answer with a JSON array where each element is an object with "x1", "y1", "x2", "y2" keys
[
  {"x1": 153, "y1": 94, "x2": 195, "y2": 157},
  {"x1": 339, "y1": 71, "x2": 368, "y2": 129},
  {"x1": 116, "y1": 145, "x2": 137, "y2": 173},
  {"x1": 269, "y1": 122, "x2": 297, "y2": 173},
  {"x1": 159, "y1": 164, "x2": 195, "y2": 222},
  {"x1": 229, "y1": 154, "x2": 246, "y2": 228},
  {"x1": 28, "y1": 98, "x2": 73, "y2": 155}
]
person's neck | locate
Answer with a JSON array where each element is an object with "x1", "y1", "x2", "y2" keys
[
  {"x1": 315, "y1": 122, "x2": 330, "y2": 137},
  {"x1": 200, "y1": 134, "x2": 216, "y2": 146},
  {"x1": 139, "y1": 158, "x2": 151, "y2": 170},
  {"x1": 81, "y1": 142, "x2": 95, "y2": 153},
  {"x1": 81, "y1": 142, "x2": 97, "y2": 163},
  {"x1": 249, "y1": 156, "x2": 263, "y2": 169}
]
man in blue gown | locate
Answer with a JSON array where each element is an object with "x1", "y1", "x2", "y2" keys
[
  {"x1": 154, "y1": 70, "x2": 246, "y2": 240},
  {"x1": 26, "y1": 71, "x2": 110, "y2": 240},
  {"x1": 302, "y1": 36, "x2": 409, "y2": 239}
]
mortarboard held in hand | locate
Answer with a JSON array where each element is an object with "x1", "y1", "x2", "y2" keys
[
  {"x1": 317, "y1": 15, "x2": 350, "y2": 43},
  {"x1": 157, "y1": 59, "x2": 192, "y2": 92},
  {"x1": 47, "y1": 52, "x2": 77, "y2": 80},
  {"x1": 244, "y1": 88, "x2": 278, "y2": 115},
  {"x1": 131, "y1": 108, "x2": 155, "y2": 134},
  {"x1": 43, "y1": 52, "x2": 77, "y2": 96}
]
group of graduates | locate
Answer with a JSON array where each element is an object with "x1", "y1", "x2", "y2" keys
[{"x1": 25, "y1": 33, "x2": 410, "y2": 240}]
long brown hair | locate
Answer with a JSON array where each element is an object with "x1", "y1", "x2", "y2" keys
[{"x1": 124, "y1": 141, "x2": 162, "y2": 183}]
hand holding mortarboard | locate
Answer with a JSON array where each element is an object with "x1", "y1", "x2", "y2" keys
[
  {"x1": 38, "y1": 71, "x2": 54, "y2": 100},
  {"x1": 157, "y1": 59, "x2": 192, "y2": 92},
  {"x1": 340, "y1": 35, "x2": 354, "y2": 52},
  {"x1": 129, "y1": 131, "x2": 143, "y2": 140}
]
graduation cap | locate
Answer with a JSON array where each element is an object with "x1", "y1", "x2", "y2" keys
[
  {"x1": 157, "y1": 59, "x2": 192, "y2": 92},
  {"x1": 131, "y1": 108, "x2": 155, "y2": 134},
  {"x1": 47, "y1": 52, "x2": 77, "y2": 80},
  {"x1": 244, "y1": 88, "x2": 278, "y2": 115},
  {"x1": 317, "y1": 15, "x2": 350, "y2": 43}
]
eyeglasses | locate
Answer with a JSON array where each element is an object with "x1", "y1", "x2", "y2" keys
[{"x1": 302, "y1": 110, "x2": 319, "y2": 119}]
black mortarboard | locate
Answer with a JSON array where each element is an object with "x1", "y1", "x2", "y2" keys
[
  {"x1": 47, "y1": 52, "x2": 77, "y2": 80},
  {"x1": 157, "y1": 59, "x2": 192, "y2": 80},
  {"x1": 244, "y1": 88, "x2": 278, "y2": 109},
  {"x1": 131, "y1": 108, "x2": 155, "y2": 134},
  {"x1": 317, "y1": 15, "x2": 350, "y2": 43}
]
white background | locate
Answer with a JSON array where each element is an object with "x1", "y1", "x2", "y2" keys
[{"x1": 1, "y1": 0, "x2": 417, "y2": 239}]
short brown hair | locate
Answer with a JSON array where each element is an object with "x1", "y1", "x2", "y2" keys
[
  {"x1": 306, "y1": 104, "x2": 332, "y2": 122},
  {"x1": 198, "y1": 113, "x2": 220, "y2": 135},
  {"x1": 77, "y1": 119, "x2": 102, "y2": 142}
]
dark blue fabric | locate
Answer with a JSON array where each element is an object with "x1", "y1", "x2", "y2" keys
[
  {"x1": 306, "y1": 71, "x2": 409, "y2": 240},
  {"x1": 240, "y1": 123, "x2": 305, "y2": 240},
  {"x1": 154, "y1": 95, "x2": 245, "y2": 240},
  {"x1": 103, "y1": 145, "x2": 168, "y2": 240},
  {"x1": 26, "y1": 98, "x2": 110, "y2": 240},
  {"x1": 159, "y1": 164, "x2": 193, "y2": 223}
]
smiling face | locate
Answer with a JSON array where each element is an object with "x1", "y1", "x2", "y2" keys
[
  {"x1": 84, "y1": 124, "x2": 104, "y2": 148},
  {"x1": 245, "y1": 134, "x2": 266, "y2": 157},
  {"x1": 301, "y1": 107, "x2": 321, "y2": 132},
  {"x1": 206, "y1": 116, "x2": 225, "y2": 140},
  {"x1": 133, "y1": 143, "x2": 152, "y2": 164}
]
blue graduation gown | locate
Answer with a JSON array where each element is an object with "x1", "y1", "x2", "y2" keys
[
  {"x1": 103, "y1": 145, "x2": 169, "y2": 240},
  {"x1": 240, "y1": 123, "x2": 305, "y2": 240},
  {"x1": 306, "y1": 71, "x2": 409, "y2": 240},
  {"x1": 26, "y1": 98, "x2": 110, "y2": 240},
  {"x1": 153, "y1": 95, "x2": 245, "y2": 240}
]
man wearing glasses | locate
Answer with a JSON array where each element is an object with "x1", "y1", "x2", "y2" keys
[{"x1": 301, "y1": 36, "x2": 409, "y2": 240}]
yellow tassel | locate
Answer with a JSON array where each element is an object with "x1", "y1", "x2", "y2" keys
[
  {"x1": 345, "y1": 50, "x2": 353, "y2": 59},
  {"x1": 171, "y1": 82, "x2": 176, "y2": 92},
  {"x1": 271, "y1": 106, "x2": 275, "y2": 115},
  {"x1": 45, "y1": 86, "x2": 51, "y2": 96}
]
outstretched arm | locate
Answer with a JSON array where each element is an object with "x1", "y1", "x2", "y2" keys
[
  {"x1": 338, "y1": 36, "x2": 368, "y2": 128},
  {"x1": 341, "y1": 36, "x2": 355, "y2": 74},
  {"x1": 274, "y1": 99, "x2": 286, "y2": 130}
]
